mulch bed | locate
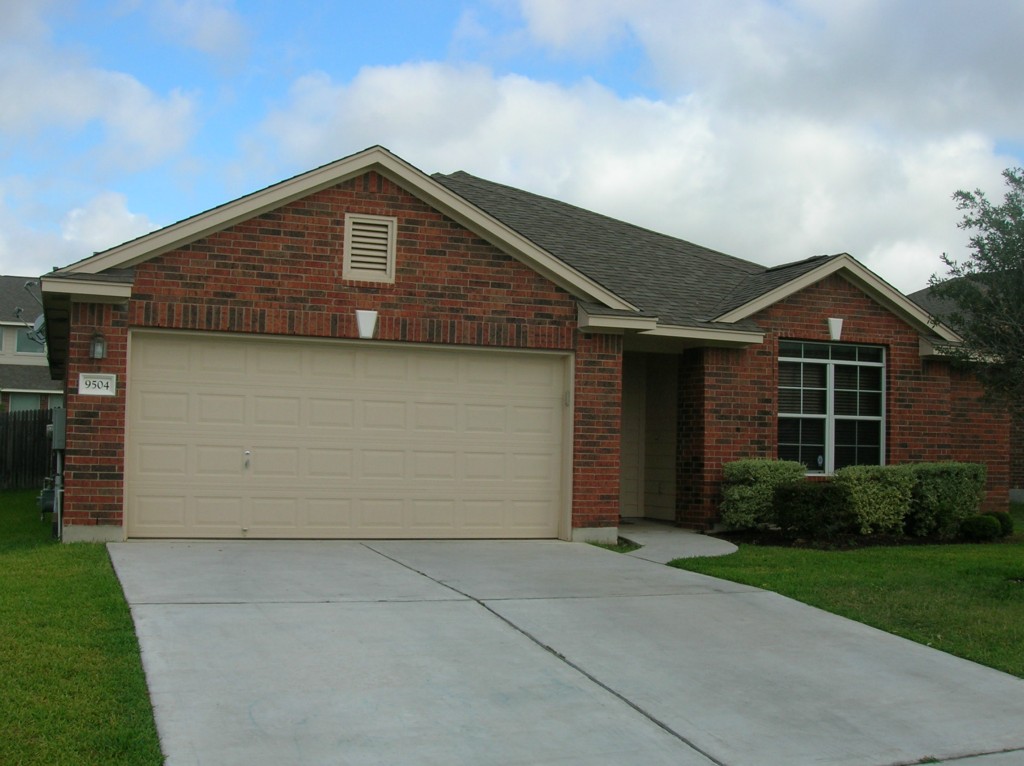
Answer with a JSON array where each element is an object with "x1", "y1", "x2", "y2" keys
[{"x1": 708, "y1": 528, "x2": 966, "y2": 550}]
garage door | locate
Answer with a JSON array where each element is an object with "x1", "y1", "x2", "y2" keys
[{"x1": 126, "y1": 332, "x2": 568, "y2": 539}]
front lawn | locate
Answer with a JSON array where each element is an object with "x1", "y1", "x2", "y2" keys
[
  {"x1": 672, "y1": 504, "x2": 1024, "y2": 678},
  {"x1": 0, "y1": 490, "x2": 163, "y2": 765}
]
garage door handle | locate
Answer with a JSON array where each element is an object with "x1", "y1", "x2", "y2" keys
[{"x1": 243, "y1": 450, "x2": 251, "y2": 469}]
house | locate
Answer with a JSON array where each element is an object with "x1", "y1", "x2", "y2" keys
[
  {"x1": 40, "y1": 146, "x2": 1009, "y2": 542},
  {"x1": 0, "y1": 276, "x2": 64, "y2": 412},
  {"x1": 909, "y1": 283, "x2": 1023, "y2": 502}
]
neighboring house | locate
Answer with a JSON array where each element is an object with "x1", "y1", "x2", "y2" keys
[
  {"x1": 40, "y1": 146, "x2": 1008, "y2": 542},
  {"x1": 0, "y1": 276, "x2": 63, "y2": 412},
  {"x1": 909, "y1": 283, "x2": 1024, "y2": 502}
]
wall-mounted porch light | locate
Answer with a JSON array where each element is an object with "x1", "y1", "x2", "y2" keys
[
  {"x1": 90, "y1": 332, "x2": 107, "y2": 360},
  {"x1": 827, "y1": 317, "x2": 844, "y2": 341},
  {"x1": 355, "y1": 310, "x2": 378, "y2": 339}
]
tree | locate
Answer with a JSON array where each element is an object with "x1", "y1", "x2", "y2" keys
[{"x1": 930, "y1": 167, "x2": 1024, "y2": 407}]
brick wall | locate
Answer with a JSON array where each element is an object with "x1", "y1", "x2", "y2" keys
[
  {"x1": 63, "y1": 302, "x2": 128, "y2": 528},
  {"x1": 62, "y1": 171, "x2": 623, "y2": 532},
  {"x1": 676, "y1": 273, "x2": 1010, "y2": 528}
]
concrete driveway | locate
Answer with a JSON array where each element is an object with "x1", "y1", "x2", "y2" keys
[{"x1": 109, "y1": 539, "x2": 1024, "y2": 766}]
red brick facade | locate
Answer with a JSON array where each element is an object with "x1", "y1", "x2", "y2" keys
[
  {"x1": 675, "y1": 274, "x2": 1010, "y2": 528},
  {"x1": 56, "y1": 171, "x2": 1011, "y2": 538},
  {"x1": 60, "y1": 171, "x2": 623, "y2": 533}
]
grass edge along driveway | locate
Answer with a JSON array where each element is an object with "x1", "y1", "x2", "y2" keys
[
  {"x1": 0, "y1": 490, "x2": 163, "y2": 766},
  {"x1": 672, "y1": 504, "x2": 1024, "y2": 679}
]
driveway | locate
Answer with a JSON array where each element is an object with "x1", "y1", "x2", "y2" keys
[{"x1": 109, "y1": 538, "x2": 1024, "y2": 766}]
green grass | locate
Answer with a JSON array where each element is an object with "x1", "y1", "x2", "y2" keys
[
  {"x1": 0, "y1": 491, "x2": 163, "y2": 765},
  {"x1": 672, "y1": 503, "x2": 1024, "y2": 678}
]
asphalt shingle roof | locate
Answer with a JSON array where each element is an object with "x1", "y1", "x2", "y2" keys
[
  {"x1": 433, "y1": 171, "x2": 835, "y2": 330},
  {"x1": 0, "y1": 364, "x2": 59, "y2": 392}
]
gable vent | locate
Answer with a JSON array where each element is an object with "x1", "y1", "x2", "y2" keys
[{"x1": 343, "y1": 213, "x2": 397, "y2": 283}]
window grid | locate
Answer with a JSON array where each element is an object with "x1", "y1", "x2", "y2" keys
[{"x1": 778, "y1": 341, "x2": 885, "y2": 474}]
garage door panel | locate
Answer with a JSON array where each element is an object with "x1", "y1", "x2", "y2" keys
[
  {"x1": 196, "y1": 393, "x2": 246, "y2": 425},
  {"x1": 193, "y1": 496, "x2": 244, "y2": 529},
  {"x1": 127, "y1": 334, "x2": 566, "y2": 539}
]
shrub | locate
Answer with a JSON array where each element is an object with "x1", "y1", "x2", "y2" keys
[
  {"x1": 983, "y1": 511, "x2": 1014, "y2": 537},
  {"x1": 904, "y1": 462, "x2": 987, "y2": 540},
  {"x1": 719, "y1": 459, "x2": 805, "y2": 529},
  {"x1": 774, "y1": 481, "x2": 852, "y2": 540},
  {"x1": 959, "y1": 514, "x2": 1002, "y2": 541},
  {"x1": 832, "y1": 465, "x2": 914, "y2": 535}
]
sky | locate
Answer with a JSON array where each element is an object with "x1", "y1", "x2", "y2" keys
[{"x1": 2, "y1": 0, "x2": 1023, "y2": 294}]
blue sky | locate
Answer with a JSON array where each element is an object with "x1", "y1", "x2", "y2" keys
[{"x1": 3, "y1": 0, "x2": 1023, "y2": 292}]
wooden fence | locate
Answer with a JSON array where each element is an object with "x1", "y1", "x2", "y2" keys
[{"x1": 0, "y1": 409, "x2": 53, "y2": 490}]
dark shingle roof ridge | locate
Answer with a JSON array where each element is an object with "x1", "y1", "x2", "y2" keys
[
  {"x1": 707, "y1": 254, "x2": 844, "y2": 319},
  {"x1": 763, "y1": 253, "x2": 837, "y2": 273},
  {"x1": 434, "y1": 171, "x2": 763, "y2": 275}
]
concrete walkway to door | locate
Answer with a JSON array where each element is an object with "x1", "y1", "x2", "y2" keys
[{"x1": 109, "y1": 538, "x2": 1024, "y2": 766}]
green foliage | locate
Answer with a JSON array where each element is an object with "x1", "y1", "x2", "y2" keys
[
  {"x1": 719, "y1": 459, "x2": 805, "y2": 529},
  {"x1": 774, "y1": 481, "x2": 852, "y2": 540},
  {"x1": 983, "y1": 511, "x2": 1015, "y2": 537},
  {"x1": 904, "y1": 462, "x2": 987, "y2": 540},
  {"x1": 930, "y1": 167, "x2": 1024, "y2": 407},
  {"x1": 832, "y1": 465, "x2": 914, "y2": 535},
  {"x1": 959, "y1": 514, "x2": 1002, "y2": 541}
]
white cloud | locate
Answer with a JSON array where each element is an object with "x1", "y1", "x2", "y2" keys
[
  {"x1": 247, "y1": 60, "x2": 1008, "y2": 292},
  {"x1": 61, "y1": 192, "x2": 157, "y2": 253},
  {"x1": 0, "y1": 184, "x2": 157, "y2": 277},
  {"x1": 151, "y1": 0, "x2": 248, "y2": 58},
  {"x1": 0, "y1": 6, "x2": 196, "y2": 171}
]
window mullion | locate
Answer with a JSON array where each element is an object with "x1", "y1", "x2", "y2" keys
[{"x1": 825, "y1": 362, "x2": 835, "y2": 474}]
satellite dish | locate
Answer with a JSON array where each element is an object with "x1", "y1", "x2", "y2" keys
[{"x1": 28, "y1": 314, "x2": 46, "y2": 345}]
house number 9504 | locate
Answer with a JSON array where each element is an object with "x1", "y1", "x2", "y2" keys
[{"x1": 78, "y1": 373, "x2": 117, "y2": 397}]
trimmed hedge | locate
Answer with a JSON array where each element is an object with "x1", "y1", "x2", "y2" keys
[
  {"x1": 719, "y1": 459, "x2": 806, "y2": 529},
  {"x1": 831, "y1": 465, "x2": 915, "y2": 536},
  {"x1": 774, "y1": 482, "x2": 852, "y2": 540},
  {"x1": 904, "y1": 462, "x2": 987, "y2": 540},
  {"x1": 983, "y1": 511, "x2": 1014, "y2": 538},
  {"x1": 959, "y1": 514, "x2": 1002, "y2": 541}
]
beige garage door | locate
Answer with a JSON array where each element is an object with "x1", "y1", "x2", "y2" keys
[{"x1": 126, "y1": 332, "x2": 568, "y2": 539}]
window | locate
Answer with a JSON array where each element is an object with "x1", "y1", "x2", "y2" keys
[
  {"x1": 778, "y1": 340, "x2": 884, "y2": 473},
  {"x1": 9, "y1": 393, "x2": 41, "y2": 412},
  {"x1": 16, "y1": 328, "x2": 45, "y2": 354},
  {"x1": 342, "y1": 213, "x2": 397, "y2": 283}
]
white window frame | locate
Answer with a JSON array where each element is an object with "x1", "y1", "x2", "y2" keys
[
  {"x1": 342, "y1": 213, "x2": 397, "y2": 283},
  {"x1": 778, "y1": 341, "x2": 886, "y2": 474}
]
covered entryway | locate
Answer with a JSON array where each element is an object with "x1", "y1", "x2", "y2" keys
[{"x1": 125, "y1": 331, "x2": 568, "y2": 538}]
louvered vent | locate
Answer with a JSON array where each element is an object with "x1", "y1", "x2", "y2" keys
[{"x1": 343, "y1": 213, "x2": 396, "y2": 282}]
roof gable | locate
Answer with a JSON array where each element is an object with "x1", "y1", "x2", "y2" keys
[
  {"x1": 47, "y1": 146, "x2": 633, "y2": 312},
  {"x1": 712, "y1": 253, "x2": 961, "y2": 342}
]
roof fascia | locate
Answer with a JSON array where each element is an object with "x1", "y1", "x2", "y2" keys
[
  {"x1": 54, "y1": 146, "x2": 634, "y2": 312},
  {"x1": 40, "y1": 276, "x2": 133, "y2": 303},
  {"x1": 640, "y1": 325, "x2": 764, "y2": 346},
  {"x1": 577, "y1": 305, "x2": 659, "y2": 333},
  {"x1": 713, "y1": 254, "x2": 962, "y2": 343}
]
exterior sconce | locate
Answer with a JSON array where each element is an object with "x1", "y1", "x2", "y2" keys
[
  {"x1": 90, "y1": 332, "x2": 107, "y2": 359},
  {"x1": 827, "y1": 317, "x2": 844, "y2": 341},
  {"x1": 355, "y1": 310, "x2": 378, "y2": 339}
]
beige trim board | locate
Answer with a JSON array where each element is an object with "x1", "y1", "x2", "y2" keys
[
  {"x1": 640, "y1": 325, "x2": 764, "y2": 345},
  {"x1": 40, "y1": 277, "x2": 133, "y2": 303}
]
